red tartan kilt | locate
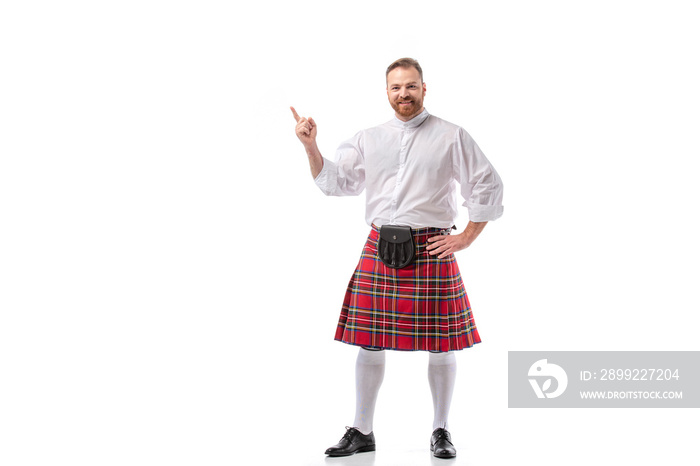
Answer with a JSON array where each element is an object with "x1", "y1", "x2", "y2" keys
[{"x1": 335, "y1": 225, "x2": 481, "y2": 352}]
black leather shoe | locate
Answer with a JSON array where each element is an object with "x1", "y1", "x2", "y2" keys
[
  {"x1": 431, "y1": 428, "x2": 457, "y2": 458},
  {"x1": 325, "y1": 427, "x2": 376, "y2": 457}
]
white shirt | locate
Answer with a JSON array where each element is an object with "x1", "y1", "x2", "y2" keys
[{"x1": 314, "y1": 109, "x2": 504, "y2": 228}]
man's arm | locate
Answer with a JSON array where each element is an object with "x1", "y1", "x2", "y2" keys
[
  {"x1": 291, "y1": 106, "x2": 324, "y2": 179},
  {"x1": 426, "y1": 127, "x2": 503, "y2": 258},
  {"x1": 426, "y1": 221, "x2": 488, "y2": 259}
]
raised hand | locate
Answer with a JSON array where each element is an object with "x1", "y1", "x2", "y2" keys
[{"x1": 291, "y1": 106, "x2": 317, "y2": 147}]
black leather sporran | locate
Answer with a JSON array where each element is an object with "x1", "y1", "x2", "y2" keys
[{"x1": 377, "y1": 225, "x2": 415, "y2": 269}]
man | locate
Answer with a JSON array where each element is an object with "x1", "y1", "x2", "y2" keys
[{"x1": 291, "y1": 58, "x2": 503, "y2": 459}]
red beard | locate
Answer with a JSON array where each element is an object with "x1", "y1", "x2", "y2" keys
[{"x1": 391, "y1": 99, "x2": 421, "y2": 118}]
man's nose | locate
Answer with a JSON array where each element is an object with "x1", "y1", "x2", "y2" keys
[{"x1": 399, "y1": 87, "x2": 409, "y2": 98}]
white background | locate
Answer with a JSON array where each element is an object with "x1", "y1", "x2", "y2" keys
[{"x1": 1, "y1": 1, "x2": 699, "y2": 465}]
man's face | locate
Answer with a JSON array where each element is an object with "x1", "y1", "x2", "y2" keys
[{"x1": 386, "y1": 66, "x2": 426, "y2": 121}]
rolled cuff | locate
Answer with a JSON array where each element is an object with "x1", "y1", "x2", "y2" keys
[
  {"x1": 465, "y1": 203, "x2": 504, "y2": 222},
  {"x1": 313, "y1": 157, "x2": 337, "y2": 195}
]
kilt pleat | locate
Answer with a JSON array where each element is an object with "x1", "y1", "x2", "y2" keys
[{"x1": 334, "y1": 225, "x2": 481, "y2": 352}]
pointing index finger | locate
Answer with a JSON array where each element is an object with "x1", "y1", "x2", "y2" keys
[{"x1": 290, "y1": 106, "x2": 301, "y2": 122}]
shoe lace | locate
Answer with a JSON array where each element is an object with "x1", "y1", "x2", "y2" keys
[
  {"x1": 434, "y1": 428, "x2": 453, "y2": 445},
  {"x1": 341, "y1": 426, "x2": 357, "y2": 441}
]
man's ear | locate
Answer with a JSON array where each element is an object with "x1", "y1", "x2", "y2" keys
[{"x1": 422, "y1": 82, "x2": 427, "y2": 96}]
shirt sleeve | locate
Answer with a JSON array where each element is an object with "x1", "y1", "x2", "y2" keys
[
  {"x1": 453, "y1": 127, "x2": 504, "y2": 222},
  {"x1": 313, "y1": 131, "x2": 366, "y2": 196}
]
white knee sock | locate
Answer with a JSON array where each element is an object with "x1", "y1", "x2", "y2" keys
[
  {"x1": 353, "y1": 348, "x2": 385, "y2": 435},
  {"x1": 428, "y1": 351, "x2": 456, "y2": 431}
]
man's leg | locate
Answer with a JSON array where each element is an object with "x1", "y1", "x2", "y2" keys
[
  {"x1": 325, "y1": 347, "x2": 384, "y2": 456},
  {"x1": 428, "y1": 351, "x2": 456, "y2": 430},
  {"x1": 428, "y1": 351, "x2": 457, "y2": 458},
  {"x1": 353, "y1": 347, "x2": 385, "y2": 434}
]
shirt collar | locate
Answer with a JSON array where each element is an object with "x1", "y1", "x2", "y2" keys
[{"x1": 392, "y1": 108, "x2": 430, "y2": 129}]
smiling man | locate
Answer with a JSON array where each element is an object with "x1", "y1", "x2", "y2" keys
[{"x1": 291, "y1": 57, "x2": 504, "y2": 459}]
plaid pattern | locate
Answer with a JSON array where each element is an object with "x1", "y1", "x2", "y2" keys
[{"x1": 334, "y1": 224, "x2": 481, "y2": 352}]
